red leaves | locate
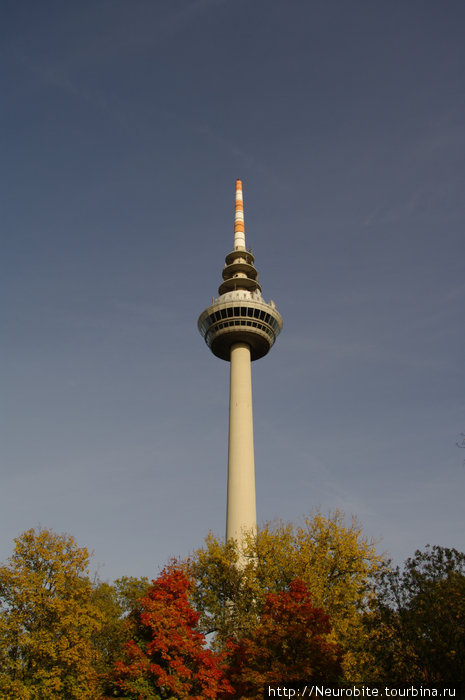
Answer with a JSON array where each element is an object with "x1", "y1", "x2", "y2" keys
[
  {"x1": 111, "y1": 566, "x2": 232, "y2": 698},
  {"x1": 111, "y1": 571, "x2": 342, "y2": 699},
  {"x1": 223, "y1": 579, "x2": 343, "y2": 698}
]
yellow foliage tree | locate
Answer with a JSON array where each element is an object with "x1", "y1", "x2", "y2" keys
[
  {"x1": 0, "y1": 528, "x2": 103, "y2": 699},
  {"x1": 188, "y1": 510, "x2": 382, "y2": 681}
]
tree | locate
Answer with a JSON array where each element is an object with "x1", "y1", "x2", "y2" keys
[
  {"x1": 188, "y1": 510, "x2": 381, "y2": 679},
  {"x1": 224, "y1": 579, "x2": 342, "y2": 698},
  {"x1": 109, "y1": 565, "x2": 232, "y2": 699},
  {"x1": 113, "y1": 576, "x2": 151, "y2": 617},
  {"x1": 0, "y1": 527, "x2": 103, "y2": 699},
  {"x1": 358, "y1": 545, "x2": 465, "y2": 683},
  {"x1": 91, "y1": 576, "x2": 150, "y2": 686}
]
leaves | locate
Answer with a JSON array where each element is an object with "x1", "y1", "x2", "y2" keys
[
  {"x1": 91, "y1": 575, "x2": 151, "y2": 687},
  {"x1": 2, "y1": 524, "x2": 463, "y2": 694},
  {"x1": 110, "y1": 565, "x2": 232, "y2": 699},
  {"x1": 224, "y1": 579, "x2": 343, "y2": 698},
  {"x1": 0, "y1": 528, "x2": 103, "y2": 699},
  {"x1": 357, "y1": 546, "x2": 465, "y2": 683},
  {"x1": 189, "y1": 509, "x2": 382, "y2": 679}
]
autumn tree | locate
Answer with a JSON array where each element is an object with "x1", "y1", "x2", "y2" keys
[
  {"x1": 112, "y1": 576, "x2": 151, "y2": 616},
  {"x1": 357, "y1": 545, "x2": 465, "y2": 684},
  {"x1": 224, "y1": 579, "x2": 342, "y2": 698},
  {"x1": 188, "y1": 510, "x2": 381, "y2": 679},
  {"x1": 0, "y1": 527, "x2": 103, "y2": 699},
  {"x1": 109, "y1": 565, "x2": 232, "y2": 699},
  {"x1": 91, "y1": 576, "x2": 150, "y2": 685}
]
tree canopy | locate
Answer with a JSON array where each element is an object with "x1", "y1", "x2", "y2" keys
[
  {"x1": 0, "y1": 527, "x2": 103, "y2": 699},
  {"x1": 188, "y1": 510, "x2": 381, "y2": 678},
  {"x1": 2, "y1": 523, "x2": 463, "y2": 694},
  {"x1": 224, "y1": 578, "x2": 342, "y2": 698},
  {"x1": 109, "y1": 565, "x2": 232, "y2": 699},
  {"x1": 358, "y1": 545, "x2": 465, "y2": 684}
]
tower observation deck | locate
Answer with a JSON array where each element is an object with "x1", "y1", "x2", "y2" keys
[{"x1": 198, "y1": 180, "x2": 282, "y2": 548}]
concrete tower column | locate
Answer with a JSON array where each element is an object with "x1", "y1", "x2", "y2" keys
[{"x1": 227, "y1": 342, "x2": 256, "y2": 542}]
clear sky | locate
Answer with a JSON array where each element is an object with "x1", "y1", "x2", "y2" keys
[{"x1": 2, "y1": 0, "x2": 464, "y2": 582}]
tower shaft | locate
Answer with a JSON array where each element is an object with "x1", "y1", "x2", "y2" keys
[{"x1": 227, "y1": 342, "x2": 256, "y2": 541}]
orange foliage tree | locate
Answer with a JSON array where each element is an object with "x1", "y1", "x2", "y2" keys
[
  {"x1": 109, "y1": 566, "x2": 232, "y2": 699},
  {"x1": 223, "y1": 579, "x2": 342, "y2": 698}
]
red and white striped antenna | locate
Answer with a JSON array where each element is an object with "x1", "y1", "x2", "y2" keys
[{"x1": 234, "y1": 179, "x2": 246, "y2": 250}]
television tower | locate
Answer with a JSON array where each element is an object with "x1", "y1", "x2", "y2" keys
[{"x1": 198, "y1": 180, "x2": 282, "y2": 550}]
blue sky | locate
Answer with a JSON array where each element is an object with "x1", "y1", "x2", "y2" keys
[{"x1": 2, "y1": 0, "x2": 464, "y2": 582}]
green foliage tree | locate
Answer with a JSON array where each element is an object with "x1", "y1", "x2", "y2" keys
[
  {"x1": 113, "y1": 576, "x2": 151, "y2": 617},
  {"x1": 91, "y1": 575, "x2": 150, "y2": 684},
  {"x1": 357, "y1": 545, "x2": 465, "y2": 683},
  {"x1": 188, "y1": 510, "x2": 382, "y2": 679},
  {"x1": 0, "y1": 527, "x2": 103, "y2": 699},
  {"x1": 109, "y1": 565, "x2": 232, "y2": 699},
  {"x1": 224, "y1": 579, "x2": 342, "y2": 698}
]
